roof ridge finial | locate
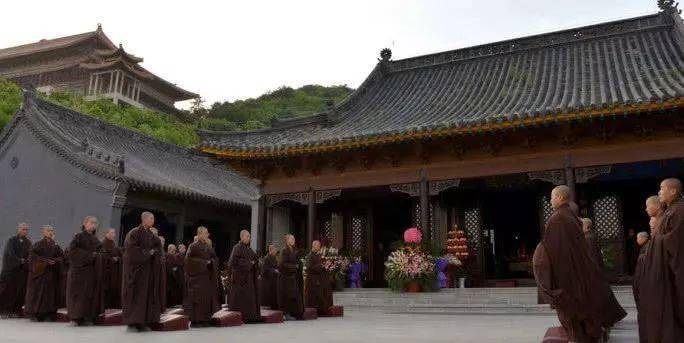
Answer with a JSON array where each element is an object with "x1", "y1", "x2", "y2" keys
[
  {"x1": 658, "y1": 0, "x2": 681, "y2": 14},
  {"x1": 96, "y1": 23, "x2": 102, "y2": 32},
  {"x1": 379, "y1": 48, "x2": 392, "y2": 62}
]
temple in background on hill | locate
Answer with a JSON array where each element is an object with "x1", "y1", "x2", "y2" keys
[{"x1": 0, "y1": 24, "x2": 197, "y2": 115}]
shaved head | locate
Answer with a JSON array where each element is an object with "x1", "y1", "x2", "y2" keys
[
  {"x1": 580, "y1": 218, "x2": 592, "y2": 233},
  {"x1": 659, "y1": 178, "x2": 682, "y2": 205},
  {"x1": 240, "y1": 230, "x2": 251, "y2": 245},
  {"x1": 17, "y1": 223, "x2": 29, "y2": 237},
  {"x1": 312, "y1": 240, "x2": 321, "y2": 252},
  {"x1": 197, "y1": 226, "x2": 210, "y2": 243},
  {"x1": 551, "y1": 185, "x2": 572, "y2": 209},
  {"x1": 42, "y1": 225, "x2": 55, "y2": 239},
  {"x1": 141, "y1": 211, "x2": 155, "y2": 229},
  {"x1": 646, "y1": 195, "x2": 664, "y2": 217}
]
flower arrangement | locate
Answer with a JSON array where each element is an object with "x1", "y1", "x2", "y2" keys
[
  {"x1": 320, "y1": 247, "x2": 350, "y2": 291},
  {"x1": 385, "y1": 228, "x2": 437, "y2": 292}
]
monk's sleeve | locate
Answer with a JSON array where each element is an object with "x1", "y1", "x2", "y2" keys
[
  {"x1": 69, "y1": 235, "x2": 94, "y2": 268},
  {"x1": 123, "y1": 230, "x2": 148, "y2": 267},
  {"x1": 533, "y1": 243, "x2": 555, "y2": 305},
  {"x1": 306, "y1": 255, "x2": 323, "y2": 274},
  {"x1": 29, "y1": 244, "x2": 48, "y2": 278},
  {"x1": 185, "y1": 245, "x2": 207, "y2": 276},
  {"x1": 280, "y1": 252, "x2": 298, "y2": 272},
  {"x1": 3, "y1": 239, "x2": 22, "y2": 271},
  {"x1": 664, "y1": 206, "x2": 684, "y2": 320},
  {"x1": 229, "y1": 246, "x2": 252, "y2": 272}
]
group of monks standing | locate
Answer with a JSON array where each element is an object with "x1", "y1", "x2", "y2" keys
[
  {"x1": 534, "y1": 178, "x2": 684, "y2": 342},
  {"x1": 0, "y1": 211, "x2": 335, "y2": 332}
]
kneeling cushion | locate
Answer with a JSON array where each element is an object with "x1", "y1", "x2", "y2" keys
[
  {"x1": 55, "y1": 308, "x2": 70, "y2": 322},
  {"x1": 320, "y1": 305, "x2": 344, "y2": 317},
  {"x1": 95, "y1": 309, "x2": 123, "y2": 326},
  {"x1": 150, "y1": 314, "x2": 189, "y2": 331},
  {"x1": 542, "y1": 327, "x2": 568, "y2": 343},
  {"x1": 302, "y1": 307, "x2": 318, "y2": 320},
  {"x1": 211, "y1": 309, "x2": 243, "y2": 327},
  {"x1": 260, "y1": 309, "x2": 283, "y2": 324}
]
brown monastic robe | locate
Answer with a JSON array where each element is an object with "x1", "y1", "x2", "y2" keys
[
  {"x1": 584, "y1": 231, "x2": 627, "y2": 329},
  {"x1": 24, "y1": 237, "x2": 64, "y2": 319},
  {"x1": 584, "y1": 231, "x2": 605, "y2": 271},
  {"x1": 305, "y1": 251, "x2": 333, "y2": 314},
  {"x1": 100, "y1": 238, "x2": 122, "y2": 309},
  {"x1": 166, "y1": 253, "x2": 185, "y2": 307},
  {"x1": 66, "y1": 229, "x2": 104, "y2": 322},
  {"x1": 260, "y1": 254, "x2": 279, "y2": 309},
  {"x1": 0, "y1": 235, "x2": 31, "y2": 316},
  {"x1": 277, "y1": 247, "x2": 304, "y2": 318},
  {"x1": 638, "y1": 199, "x2": 684, "y2": 341},
  {"x1": 535, "y1": 204, "x2": 606, "y2": 342},
  {"x1": 228, "y1": 242, "x2": 261, "y2": 321},
  {"x1": 122, "y1": 225, "x2": 163, "y2": 326},
  {"x1": 663, "y1": 199, "x2": 684, "y2": 329},
  {"x1": 184, "y1": 241, "x2": 220, "y2": 323}
]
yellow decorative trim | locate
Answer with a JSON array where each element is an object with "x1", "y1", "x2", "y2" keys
[{"x1": 201, "y1": 98, "x2": 684, "y2": 159}]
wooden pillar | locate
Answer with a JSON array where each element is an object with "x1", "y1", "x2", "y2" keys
[
  {"x1": 420, "y1": 174, "x2": 430, "y2": 239},
  {"x1": 175, "y1": 205, "x2": 186, "y2": 245},
  {"x1": 307, "y1": 188, "x2": 316, "y2": 249},
  {"x1": 110, "y1": 182, "x2": 129, "y2": 244},
  {"x1": 564, "y1": 154, "x2": 576, "y2": 200},
  {"x1": 250, "y1": 197, "x2": 265, "y2": 251}
]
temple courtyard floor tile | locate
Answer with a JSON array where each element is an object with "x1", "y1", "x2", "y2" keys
[{"x1": 0, "y1": 309, "x2": 638, "y2": 342}]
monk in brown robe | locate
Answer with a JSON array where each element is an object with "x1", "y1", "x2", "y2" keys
[
  {"x1": 260, "y1": 243, "x2": 279, "y2": 310},
  {"x1": 150, "y1": 228, "x2": 167, "y2": 312},
  {"x1": 184, "y1": 226, "x2": 220, "y2": 327},
  {"x1": 228, "y1": 230, "x2": 261, "y2": 322},
  {"x1": 638, "y1": 178, "x2": 684, "y2": 341},
  {"x1": 24, "y1": 225, "x2": 64, "y2": 321},
  {"x1": 0, "y1": 223, "x2": 31, "y2": 318},
  {"x1": 305, "y1": 240, "x2": 333, "y2": 315},
  {"x1": 632, "y1": 230, "x2": 649, "y2": 309},
  {"x1": 533, "y1": 186, "x2": 610, "y2": 342},
  {"x1": 278, "y1": 234, "x2": 304, "y2": 320},
  {"x1": 100, "y1": 228, "x2": 122, "y2": 309},
  {"x1": 66, "y1": 216, "x2": 104, "y2": 325},
  {"x1": 166, "y1": 244, "x2": 184, "y2": 307},
  {"x1": 122, "y1": 211, "x2": 163, "y2": 332},
  {"x1": 580, "y1": 218, "x2": 604, "y2": 271}
]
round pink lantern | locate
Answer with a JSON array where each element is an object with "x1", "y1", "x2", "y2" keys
[{"x1": 403, "y1": 227, "x2": 422, "y2": 244}]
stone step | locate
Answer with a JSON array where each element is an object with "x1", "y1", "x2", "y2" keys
[{"x1": 333, "y1": 286, "x2": 636, "y2": 314}]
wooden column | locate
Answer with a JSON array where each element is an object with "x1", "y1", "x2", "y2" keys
[
  {"x1": 175, "y1": 206, "x2": 186, "y2": 245},
  {"x1": 250, "y1": 197, "x2": 264, "y2": 251},
  {"x1": 564, "y1": 154, "x2": 576, "y2": 200},
  {"x1": 307, "y1": 188, "x2": 316, "y2": 249},
  {"x1": 420, "y1": 174, "x2": 430, "y2": 239}
]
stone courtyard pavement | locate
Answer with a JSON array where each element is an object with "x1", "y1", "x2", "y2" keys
[{"x1": 0, "y1": 309, "x2": 638, "y2": 343}]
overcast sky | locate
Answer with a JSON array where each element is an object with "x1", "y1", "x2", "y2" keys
[{"x1": 0, "y1": 0, "x2": 659, "y2": 108}]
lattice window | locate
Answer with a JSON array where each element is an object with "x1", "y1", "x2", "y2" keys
[
  {"x1": 351, "y1": 215, "x2": 367, "y2": 254},
  {"x1": 429, "y1": 201, "x2": 435, "y2": 240},
  {"x1": 592, "y1": 195, "x2": 624, "y2": 241},
  {"x1": 538, "y1": 195, "x2": 553, "y2": 234},
  {"x1": 321, "y1": 217, "x2": 333, "y2": 245},
  {"x1": 411, "y1": 200, "x2": 421, "y2": 228},
  {"x1": 464, "y1": 208, "x2": 482, "y2": 248}
]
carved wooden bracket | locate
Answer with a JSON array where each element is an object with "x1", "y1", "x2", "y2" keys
[
  {"x1": 389, "y1": 182, "x2": 421, "y2": 197},
  {"x1": 266, "y1": 192, "x2": 310, "y2": 207},
  {"x1": 429, "y1": 179, "x2": 461, "y2": 196},
  {"x1": 315, "y1": 189, "x2": 342, "y2": 204},
  {"x1": 559, "y1": 123, "x2": 578, "y2": 147},
  {"x1": 448, "y1": 138, "x2": 466, "y2": 159},
  {"x1": 528, "y1": 170, "x2": 566, "y2": 185},
  {"x1": 574, "y1": 165, "x2": 612, "y2": 184}
]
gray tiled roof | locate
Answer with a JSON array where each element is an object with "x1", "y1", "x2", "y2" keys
[
  {"x1": 199, "y1": 11, "x2": 684, "y2": 156},
  {"x1": 2, "y1": 91, "x2": 257, "y2": 206}
]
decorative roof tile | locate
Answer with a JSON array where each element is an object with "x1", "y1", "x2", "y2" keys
[
  {"x1": 2, "y1": 91, "x2": 257, "y2": 206},
  {"x1": 200, "y1": 11, "x2": 684, "y2": 158}
]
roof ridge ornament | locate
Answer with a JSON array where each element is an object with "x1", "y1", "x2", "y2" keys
[
  {"x1": 658, "y1": 0, "x2": 682, "y2": 14},
  {"x1": 379, "y1": 48, "x2": 392, "y2": 62}
]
